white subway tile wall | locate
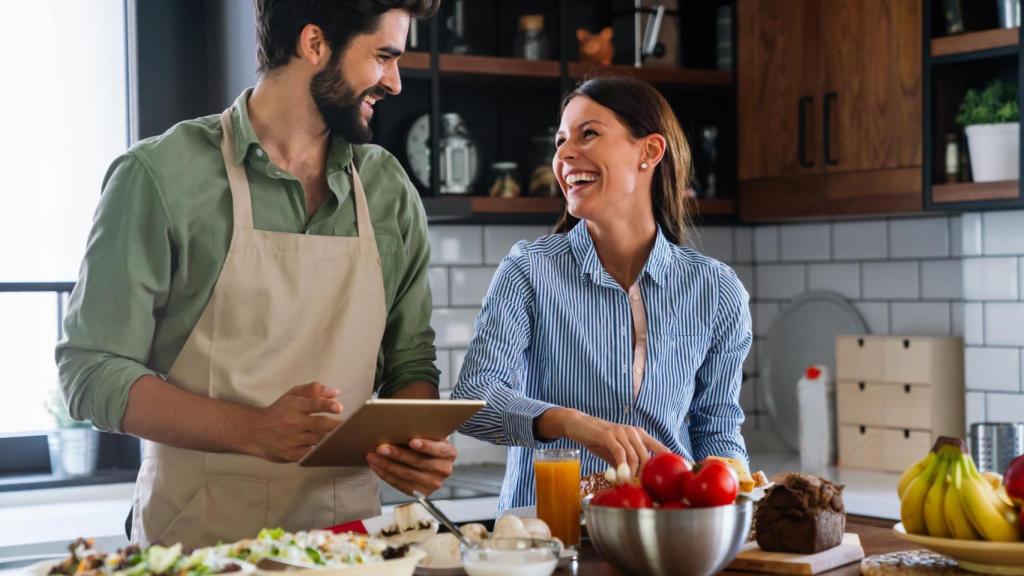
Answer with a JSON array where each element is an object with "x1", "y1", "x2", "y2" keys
[
  {"x1": 832, "y1": 220, "x2": 888, "y2": 260},
  {"x1": 427, "y1": 213, "x2": 1009, "y2": 461},
  {"x1": 779, "y1": 223, "x2": 831, "y2": 262},
  {"x1": 746, "y1": 215, "x2": 964, "y2": 448}
]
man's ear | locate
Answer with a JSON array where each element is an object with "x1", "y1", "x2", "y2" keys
[
  {"x1": 642, "y1": 134, "x2": 667, "y2": 168},
  {"x1": 296, "y1": 23, "x2": 331, "y2": 67}
]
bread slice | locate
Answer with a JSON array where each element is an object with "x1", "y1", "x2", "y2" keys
[{"x1": 703, "y1": 456, "x2": 756, "y2": 492}]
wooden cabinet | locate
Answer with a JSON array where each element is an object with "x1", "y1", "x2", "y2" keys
[
  {"x1": 835, "y1": 335, "x2": 963, "y2": 473},
  {"x1": 737, "y1": 0, "x2": 923, "y2": 221}
]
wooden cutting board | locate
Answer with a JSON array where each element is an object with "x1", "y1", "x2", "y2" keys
[{"x1": 727, "y1": 533, "x2": 866, "y2": 575}]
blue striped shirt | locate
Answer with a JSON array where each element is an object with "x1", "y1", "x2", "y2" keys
[{"x1": 451, "y1": 222, "x2": 752, "y2": 510}]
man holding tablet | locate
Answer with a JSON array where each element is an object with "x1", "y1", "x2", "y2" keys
[{"x1": 56, "y1": 0, "x2": 453, "y2": 549}]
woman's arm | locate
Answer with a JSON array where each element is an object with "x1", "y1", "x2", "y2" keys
[
  {"x1": 451, "y1": 243, "x2": 557, "y2": 447},
  {"x1": 688, "y1": 265, "x2": 751, "y2": 464}
]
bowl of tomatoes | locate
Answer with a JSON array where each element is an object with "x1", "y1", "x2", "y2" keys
[{"x1": 582, "y1": 455, "x2": 753, "y2": 576}]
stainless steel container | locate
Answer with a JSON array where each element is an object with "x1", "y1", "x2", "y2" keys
[
  {"x1": 998, "y1": 0, "x2": 1021, "y2": 28},
  {"x1": 970, "y1": 422, "x2": 1024, "y2": 474},
  {"x1": 583, "y1": 499, "x2": 752, "y2": 576}
]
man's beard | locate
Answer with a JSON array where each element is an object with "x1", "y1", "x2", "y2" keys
[{"x1": 309, "y1": 57, "x2": 386, "y2": 144}]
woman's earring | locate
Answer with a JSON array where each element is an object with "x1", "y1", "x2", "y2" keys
[{"x1": 640, "y1": 162, "x2": 649, "y2": 169}]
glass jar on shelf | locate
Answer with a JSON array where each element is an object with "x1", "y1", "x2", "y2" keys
[
  {"x1": 527, "y1": 129, "x2": 560, "y2": 198},
  {"x1": 514, "y1": 15, "x2": 548, "y2": 61},
  {"x1": 488, "y1": 162, "x2": 522, "y2": 198}
]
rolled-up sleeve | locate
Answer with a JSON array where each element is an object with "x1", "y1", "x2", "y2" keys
[
  {"x1": 55, "y1": 153, "x2": 173, "y2": 433},
  {"x1": 688, "y1": 264, "x2": 751, "y2": 464},
  {"x1": 375, "y1": 167, "x2": 440, "y2": 397},
  {"x1": 451, "y1": 242, "x2": 556, "y2": 448}
]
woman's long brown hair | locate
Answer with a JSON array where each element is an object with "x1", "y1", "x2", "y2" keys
[{"x1": 554, "y1": 76, "x2": 692, "y2": 245}]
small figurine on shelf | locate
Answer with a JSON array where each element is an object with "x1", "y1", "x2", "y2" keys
[{"x1": 577, "y1": 27, "x2": 613, "y2": 66}]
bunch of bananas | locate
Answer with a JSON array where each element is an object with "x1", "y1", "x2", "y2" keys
[{"x1": 898, "y1": 437, "x2": 1020, "y2": 541}]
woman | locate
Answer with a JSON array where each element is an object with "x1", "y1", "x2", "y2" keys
[{"x1": 450, "y1": 76, "x2": 751, "y2": 510}]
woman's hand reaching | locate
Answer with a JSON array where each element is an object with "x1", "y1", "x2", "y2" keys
[{"x1": 535, "y1": 407, "x2": 669, "y2": 478}]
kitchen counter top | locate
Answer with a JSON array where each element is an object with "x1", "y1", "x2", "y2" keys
[{"x1": 569, "y1": 515, "x2": 912, "y2": 575}]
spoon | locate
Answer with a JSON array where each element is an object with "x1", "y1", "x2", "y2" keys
[{"x1": 412, "y1": 491, "x2": 479, "y2": 549}]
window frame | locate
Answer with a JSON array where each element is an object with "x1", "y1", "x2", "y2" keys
[{"x1": 0, "y1": 0, "x2": 139, "y2": 487}]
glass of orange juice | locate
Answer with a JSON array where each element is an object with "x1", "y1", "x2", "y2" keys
[{"x1": 534, "y1": 448, "x2": 581, "y2": 547}]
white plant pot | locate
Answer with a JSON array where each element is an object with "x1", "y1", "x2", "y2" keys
[
  {"x1": 965, "y1": 122, "x2": 1020, "y2": 182},
  {"x1": 47, "y1": 428, "x2": 100, "y2": 477}
]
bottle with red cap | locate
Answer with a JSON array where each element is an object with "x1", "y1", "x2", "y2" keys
[{"x1": 797, "y1": 363, "x2": 833, "y2": 471}]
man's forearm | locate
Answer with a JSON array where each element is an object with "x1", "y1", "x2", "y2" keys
[
  {"x1": 121, "y1": 375, "x2": 258, "y2": 455},
  {"x1": 389, "y1": 380, "x2": 440, "y2": 400}
]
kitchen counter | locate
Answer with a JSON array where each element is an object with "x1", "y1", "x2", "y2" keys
[{"x1": 569, "y1": 515, "x2": 912, "y2": 575}]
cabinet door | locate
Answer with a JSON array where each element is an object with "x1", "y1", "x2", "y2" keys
[
  {"x1": 737, "y1": 0, "x2": 823, "y2": 180},
  {"x1": 821, "y1": 0, "x2": 922, "y2": 175}
]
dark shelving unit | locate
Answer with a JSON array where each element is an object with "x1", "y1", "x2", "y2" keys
[
  {"x1": 375, "y1": 0, "x2": 738, "y2": 225},
  {"x1": 924, "y1": 0, "x2": 1024, "y2": 211}
]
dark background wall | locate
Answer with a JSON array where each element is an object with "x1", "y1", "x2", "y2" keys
[{"x1": 135, "y1": 0, "x2": 256, "y2": 140}]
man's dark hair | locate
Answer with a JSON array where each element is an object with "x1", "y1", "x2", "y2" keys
[{"x1": 254, "y1": 0, "x2": 440, "y2": 73}]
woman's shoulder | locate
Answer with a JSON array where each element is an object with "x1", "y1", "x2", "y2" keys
[
  {"x1": 500, "y1": 232, "x2": 573, "y2": 265},
  {"x1": 665, "y1": 241, "x2": 736, "y2": 277}
]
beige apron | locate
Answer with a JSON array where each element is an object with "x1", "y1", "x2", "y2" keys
[{"x1": 130, "y1": 107, "x2": 387, "y2": 549}]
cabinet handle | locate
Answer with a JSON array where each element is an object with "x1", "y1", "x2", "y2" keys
[
  {"x1": 798, "y1": 96, "x2": 813, "y2": 168},
  {"x1": 859, "y1": 425, "x2": 866, "y2": 435},
  {"x1": 824, "y1": 91, "x2": 838, "y2": 165},
  {"x1": 904, "y1": 384, "x2": 912, "y2": 394},
  {"x1": 903, "y1": 339, "x2": 911, "y2": 349},
  {"x1": 858, "y1": 382, "x2": 866, "y2": 391},
  {"x1": 904, "y1": 429, "x2": 911, "y2": 439}
]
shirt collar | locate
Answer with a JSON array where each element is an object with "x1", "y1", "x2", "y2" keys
[
  {"x1": 229, "y1": 89, "x2": 354, "y2": 172},
  {"x1": 568, "y1": 221, "x2": 672, "y2": 287}
]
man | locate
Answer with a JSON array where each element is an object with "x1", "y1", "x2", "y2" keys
[{"x1": 56, "y1": 0, "x2": 451, "y2": 548}]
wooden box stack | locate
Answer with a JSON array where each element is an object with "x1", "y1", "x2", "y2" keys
[{"x1": 835, "y1": 335, "x2": 964, "y2": 473}]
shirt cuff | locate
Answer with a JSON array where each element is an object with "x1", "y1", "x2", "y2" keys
[
  {"x1": 502, "y1": 396, "x2": 558, "y2": 449},
  {"x1": 64, "y1": 355, "x2": 157, "y2": 433}
]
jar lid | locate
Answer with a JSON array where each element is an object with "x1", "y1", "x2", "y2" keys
[{"x1": 519, "y1": 14, "x2": 544, "y2": 31}]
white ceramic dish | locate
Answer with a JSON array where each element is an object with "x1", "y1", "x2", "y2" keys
[{"x1": 893, "y1": 522, "x2": 1024, "y2": 575}]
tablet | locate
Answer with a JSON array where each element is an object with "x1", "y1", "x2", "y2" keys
[{"x1": 298, "y1": 398, "x2": 486, "y2": 467}]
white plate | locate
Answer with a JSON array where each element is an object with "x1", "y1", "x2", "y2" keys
[
  {"x1": 762, "y1": 290, "x2": 867, "y2": 451},
  {"x1": 26, "y1": 558, "x2": 257, "y2": 576},
  {"x1": 893, "y1": 522, "x2": 1024, "y2": 575}
]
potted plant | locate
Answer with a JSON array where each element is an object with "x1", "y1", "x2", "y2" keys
[
  {"x1": 45, "y1": 388, "x2": 100, "y2": 477},
  {"x1": 956, "y1": 79, "x2": 1020, "y2": 182}
]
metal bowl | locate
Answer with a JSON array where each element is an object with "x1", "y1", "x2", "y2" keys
[{"x1": 582, "y1": 498, "x2": 753, "y2": 576}]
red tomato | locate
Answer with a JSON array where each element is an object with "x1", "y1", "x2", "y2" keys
[
  {"x1": 590, "y1": 484, "x2": 654, "y2": 509},
  {"x1": 641, "y1": 453, "x2": 693, "y2": 503},
  {"x1": 659, "y1": 500, "x2": 688, "y2": 510},
  {"x1": 682, "y1": 460, "x2": 739, "y2": 507}
]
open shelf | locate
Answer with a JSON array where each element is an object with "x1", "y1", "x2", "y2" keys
[
  {"x1": 568, "y1": 62, "x2": 733, "y2": 87},
  {"x1": 398, "y1": 51, "x2": 430, "y2": 71},
  {"x1": 931, "y1": 28, "x2": 1019, "y2": 58},
  {"x1": 400, "y1": 52, "x2": 561, "y2": 79},
  {"x1": 932, "y1": 180, "x2": 1019, "y2": 203}
]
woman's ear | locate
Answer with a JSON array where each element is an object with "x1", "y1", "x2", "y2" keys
[{"x1": 641, "y1": 134, "x2": 668, "y2": 168}]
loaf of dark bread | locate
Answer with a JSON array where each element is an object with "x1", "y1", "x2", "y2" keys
[{"x1": 754, "y1": 473, "x2": 845, "y2": 554}]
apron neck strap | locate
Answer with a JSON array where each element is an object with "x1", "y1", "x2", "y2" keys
[
  {"x1": 349, "y1": 164, "x2": 375, "y2": 241},
  {"x1": 219, "y1": 109, "x2": 254, "y2": 231}
]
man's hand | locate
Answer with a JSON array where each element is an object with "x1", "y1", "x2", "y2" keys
[
  {"x1": 366, "y1": 438, "x2": 457, "y2": 495},
  {"x1": 245, "y1": 382, "x2": 343, "y2": 463}
]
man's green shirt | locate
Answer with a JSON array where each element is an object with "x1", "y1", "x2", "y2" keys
[{"x1": 56, "y1": 89, "x2": 439, "y2": 432}]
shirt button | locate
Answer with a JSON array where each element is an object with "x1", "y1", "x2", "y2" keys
[
  {"x1": 634, "y1": 367, "x2": 642, "y2": 375},
  {"x1": 631, "y1": 294, "x2": 639, "y2": 301},
  {"x1": 623, "y1": 405, "x2": 630, "y2": 415}
]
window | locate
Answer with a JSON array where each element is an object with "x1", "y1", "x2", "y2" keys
[{"x1": 0, "y1": 1, "x2": 128, "y2": 435}]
